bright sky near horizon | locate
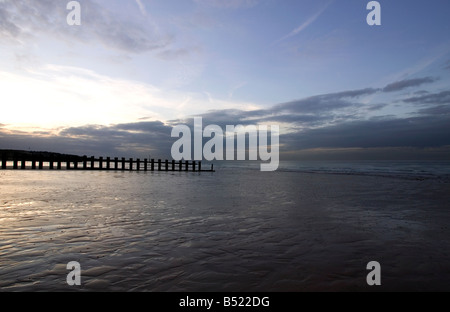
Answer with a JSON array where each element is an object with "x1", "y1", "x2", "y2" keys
[{"x1": 1, "y1": 0, "x2": 450, "y2": 159}]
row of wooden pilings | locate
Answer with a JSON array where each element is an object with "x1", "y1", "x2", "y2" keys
[{"x1": 0, "y1": 155, "x2": 214, "y2": 172}]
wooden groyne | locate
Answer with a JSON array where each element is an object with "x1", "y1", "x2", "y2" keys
[{"x1": 0, "y1": 152, "x2": 214, "y2": 172}]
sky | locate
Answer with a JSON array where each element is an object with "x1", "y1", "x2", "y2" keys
[{"x1": 1, "y1": 0, "x2": 450, "y2": 160}]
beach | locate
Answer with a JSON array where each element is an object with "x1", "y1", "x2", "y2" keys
[{"x1": 1, "y1": 161, "x2": 449, "y2": 291}]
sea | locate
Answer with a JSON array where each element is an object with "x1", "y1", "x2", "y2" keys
[{"x1": 1, "y1": 160, "x2": 450, "y2": 291}]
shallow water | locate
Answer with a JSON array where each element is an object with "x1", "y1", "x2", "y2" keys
[{"x1": 1, "y1": 164, "x2": 450, "y2": 291}]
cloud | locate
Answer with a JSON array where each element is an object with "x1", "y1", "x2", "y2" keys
[
  {"x1": 1, "y1": 64, "x2": 261, "y2": 128},
  {"x1": 2, "y1": 75, "x2": 449, "y2": 160},
  {"x1": 382, "y1": 77, "x2": 437, "y2": 93},
  {"x1": 416, "y1": 105, "x2": 450, "y2": 116},
  {"x1": 156, "y1": 48, "x2": 196, "y2": 61},
  {"x1": 170, "y1": 109, "x2": 330, "y2": 130},
  {"x1": 257, "y1": 114, "x2": 332, "y2": 126},
  {"x1": 172, "y1": 87, "x2": 383, "y2": 130},
  {"x1": 282, "y1": 146, "x2": 450, "y2": 161},
  {"x1": 403, "y1": 90, "x2": 450, "y2": 105},
  {"x1": 0, "y1": 8, "x2": 22, "y2": 40},
  {"x1": 3, "y1": 113, "x2": 450, "y2": 161},
  {"x1": 0, "y1": 65, "x2": 172, "y2": 127},
  {"x1": 413, "y1": 90, "x2": 430, "y2": 96},
  {"x1": 282, "y1": 115, "x2": 450, "y2": 150},
  {"x1": 366, "y1": 103, "x2": 388, "y2": 111},
  {"x1": 0, "y1": 0, "x2": 171, "y2": 54},
  {"x1": 276, "y1": 0, "x2": 333, "y2": 43},
  {"x1": 229, "y1": 81, "x2": 248, "y2": 98},
  {"x1": 135, "y1": 0, "x2": 147, "y2": 16},
  {"x1": 444, "y1": 60, "x2": 450, "y2": 70},
  {"x1": 271, "y1": 88, "x2": 379, "y2": 115},
  {"x1": 169, "y1": 83, "x2": 450, "y2": 157},
  {"x1": 0, "y1": 121, "x2": 175, "y2": 159}
]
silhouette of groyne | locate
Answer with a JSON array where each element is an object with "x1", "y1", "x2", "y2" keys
[{"x1": 0, "y1": 150, "x2": 214, "y2": 172}]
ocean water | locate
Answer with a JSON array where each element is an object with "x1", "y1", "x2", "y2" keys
[{"x1": 1, "y1": 161, "x2": 450, "y2": 291}]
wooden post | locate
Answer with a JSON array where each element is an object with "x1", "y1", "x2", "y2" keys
[
  {"x1": 129, "y1": 158, "x2": 133, "y2": 171},
  {"x1": 172, "y1": 160, "x2": 175, "y2": 171},
  {"x1": 73, "y1": 160, "x2": 78, "y2": 170},
  {"x1": 211, "y1": 164, "x2": 214, "y2": 172},
  {"x1": 151, "y1": 159, "x2": 155, "y2": 171},
  {"x1": 158, "y1": 159, "x2": 162, "y2": 171},
  {"x1": 99, "y1": 157, "x2": 103, "y2": 170},
  {"x1": 1, "y1": 153, "x2": 6, "y2": 170},
  {"x1": 193, "y1": 161, "x2": 196, "y2": 172},
  {"x1": 31, "y1": 156, "x2": 36, "y2": 170},
  {"x1": 122, "y1": 158, "x2": 126, "y2": 170},
  {"x1": 115, "y1": 157, "x2": 119, "y2": 170},
  {"x1": 91, "y1": 156, "x2": 95, "y2": 170},
  {"x1": 137, "y1": 159, "x2": 141, "y2": 171},
  {"x1": 199, "y1": 161, "x2": 202, "y2": 172},
  {"x1": 107, "y1": 157, "x2": 111, "y2": 170},
  {"x1": 83, "y1": 156, "x2": 87, "y2": 170},
  {"x1": 49, "y1": 158, "x2": 54, "y2": 170},
  {"x1": 13, "y1": 154, "x2": 18, "y2": 170},
  {"x1": 185, "y1": 160, "x2": 189, "y2": 172},
  {"x1": 57, "y1": 159, "x2": 62, "y2": 170},
  {"x1": 66, "y1": 160, "x2": 71, "y2": 170},
  {"x1": 144, "y1": 159, "x2": 148, "y2": 171},
  {"x1": 39, "y1": 158, "x2": 44, "y2": 170},
  {"x1": 165, "y1": 160, "x2": 169, "y2": 171},
  {"x1": 179, "y1": 160, "x2": 182, "y2": 171},
  {"x1": 21, "y1": 157, "x2": 26, "y2": 170}
]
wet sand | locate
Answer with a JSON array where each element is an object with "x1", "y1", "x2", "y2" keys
[{"x1": 0, "y1": 169, "x2": 449, "y2": 291}]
